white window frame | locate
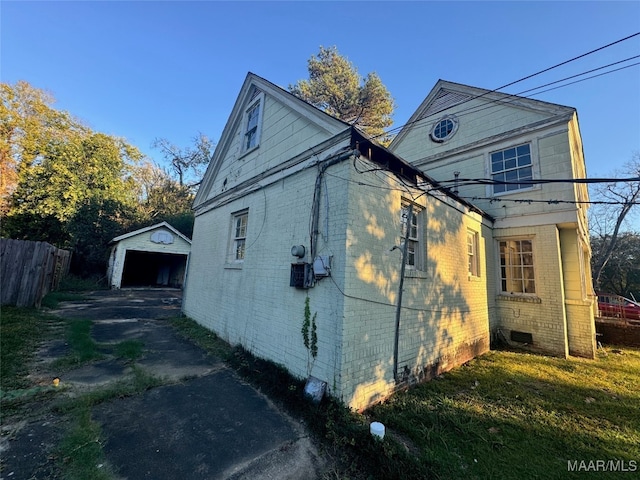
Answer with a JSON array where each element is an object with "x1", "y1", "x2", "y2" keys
[
  {"x1": 489, "y1": 142, "x2": 535, "y2": 196},
  {"x1": 430, "y1": 115, "x2": 459, "y2": 143},
  {"x1": 467, "y1": 229, "x2": 480, "y2": 277},
  {"x1": 241, "y1": 92, "x2": 264, "y2": 154},
  {"x1": 401, "y1": 200, "x2": 424, "y2": 270},
  {"x1": 498, "y1": 238, "x2": 536, "y2": 295},
  {"x1": 229, "y1": 209, "x2": 249, "y2": 264}
]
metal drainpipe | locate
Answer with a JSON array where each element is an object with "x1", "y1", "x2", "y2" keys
[{"x1": 393, "y1": 202, "x2": 412, "y2": 383}]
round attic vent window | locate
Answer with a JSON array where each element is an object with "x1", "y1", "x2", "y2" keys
[{"x1": 430, "y1": 116, "x2": 458, "y2": 143}]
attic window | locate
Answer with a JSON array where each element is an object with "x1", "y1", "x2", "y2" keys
[
  {"x1": 242, "y1": 92, "x2": 264, "y2": 153},
  {"x1": 430, "y1": 116, "x2": 458, "y2": 143}
]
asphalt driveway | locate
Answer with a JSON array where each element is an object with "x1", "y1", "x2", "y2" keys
[{"x1": 1, "y1": 289, "x2": 322, "y2": 479}]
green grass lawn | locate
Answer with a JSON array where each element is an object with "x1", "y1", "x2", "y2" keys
[
  {"x1": 367, "y1": 348, "x2": 640, "y2": 480},
  {"x1": 1, "y1": 302, "x2": 163, "y2": 480},
  {"x1": 0, "y1": 306, "x2": 59, "y2": 392},
  {"x1": 169, "y1": 316, "x2": 640, "y2": 479},
  {"x1": 3, "y1": 304, "x2": 638, "y2": 480}
]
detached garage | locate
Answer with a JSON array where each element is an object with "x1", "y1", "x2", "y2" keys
[{"x1": 107, "y1": 222, "x2": 191, "y2": 289}]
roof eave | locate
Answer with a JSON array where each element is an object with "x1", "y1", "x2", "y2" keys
[{"x1": 350, "y1": 127, "x2": 494, "y2": 222}]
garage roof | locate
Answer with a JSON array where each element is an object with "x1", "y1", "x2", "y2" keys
[{"x1": 110, "y1": 222, "x2": 192, "y2": 245}]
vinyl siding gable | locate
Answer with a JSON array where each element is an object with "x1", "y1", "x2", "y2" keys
[
  {"x1": 194, "y1": 74, "x2": 348, "y2": 210},
  {"x1": 205, "y1": 95, "x2": 334, "y2": 200}
]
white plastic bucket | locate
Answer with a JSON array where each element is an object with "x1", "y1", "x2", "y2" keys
[{"x1": 370, "y1": 421, "x2": 385, "y2": 439}]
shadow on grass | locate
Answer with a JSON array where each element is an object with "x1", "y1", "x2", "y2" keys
[{"x1": 368, "y1": 350, "x2": 640, "y2": 480}]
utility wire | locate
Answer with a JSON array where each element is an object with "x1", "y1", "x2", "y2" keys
[
  {"x1": 436, "y1": 177, "x2": 640, "y2": 186},
  {"x1": 380, "y1": 59, "x2": 640, "y2": 140},
  {"x1": 494, "y1": 32, "x2": 640, "y2": 91},
  {"x1": 526, "y1": 62, "x2": 640, "y2": 97},
  {"x1": 326, "y1": 267, "x2": 471, "y2": 313},
  {"x1": 372, "y1": 32, "x2": 640, "y2": 140},
  {"x1": 459, "y1": 196, "x2": 640, "y2": 206},
  {"x1": 409, "y1": 57, "x2": 640, "y2": 129},
  {"x1": 326, "y1": 169, "x2": 640, "y2": 206},
  {"x1": 429, "y1": 60, "x2": 640, "y2": 129},
  {"x1": 516, "y1": 55, "x2": 640, "y2": 96}
]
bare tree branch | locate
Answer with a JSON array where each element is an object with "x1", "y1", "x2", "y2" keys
[{"x1": 590, "y1": 152, "x2": 640, "y2": 290}]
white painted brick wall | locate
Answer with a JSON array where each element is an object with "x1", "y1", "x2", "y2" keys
[
  {"x1": 184, "y1": 163, "x2": 350, "y2": 395},
  {"x1": 494, "y1": 225, "x2": 569, "y2": 356},
  {"x1": 339, "y1": 164, "x2": 491, "y2": 410},
  {"x1": 184, "y1": 155, "x2": 495, "y2": 411}
]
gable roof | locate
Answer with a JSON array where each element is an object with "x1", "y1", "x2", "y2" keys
[
  {"x1": 194, "y1": 72, "x2": 350, "y2": 208},
  {"x1": 389, "y1": 79, "x2": 576, "y2": 149},
  {"x1": 110, "y1": 221, "x2": 192, "y2": 244}
]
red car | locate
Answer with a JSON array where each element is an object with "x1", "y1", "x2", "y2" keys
[{"x1": 597, "y1": 293, "x2": 640, "y2": 321}]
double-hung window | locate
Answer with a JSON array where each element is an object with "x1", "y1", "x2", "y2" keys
[
  {"x1": 242, "y1": 92, "x2": 263, "y2": 153},
  {"x1": 230, "y1": 210, "x2": 248, "y2": 263},
  {"x1": 244, "y1": 103, "x2": 260, "y2": 150},
  {"x1": 499, "y1": 239, "x2": 535, "y2": 294},
  {"x1": 467, "y1": 229, "x2": 479, "y2": 277},
  {"x1": 491, "y1": 143, "x2": 533, "y2": 194},
  {"x1": 401, "y1": 201, "x2": 422, "y2": 269}
]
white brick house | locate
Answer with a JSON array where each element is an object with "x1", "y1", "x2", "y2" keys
[
  {"x1": 183, "y1": 74, "x2": 596, "y2": 411},
  {"x1": 389, "y1": 80, "x2": 596, "y2": 360}
]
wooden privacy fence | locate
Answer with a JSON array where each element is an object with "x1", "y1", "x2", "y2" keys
[{"x1": 1, "y1": 238, "x2": 71, "y2": 307}]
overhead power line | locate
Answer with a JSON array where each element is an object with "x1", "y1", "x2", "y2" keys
[
  {"x1": 515, "y1": 55, "x2": 640, "y2": 96},
  {"x1": 375, "y1": 32, "x2": 640, "y2": 140},
  {"x1": 405, "y1": 58, "x2": 640, "y2": 130},
  {"x1": 457, "y1": 196, "x2": 640, "y2": 206},
  {"x1": 493, "y1": 32, "x2": 640, "y2": 91},
  {"x1": 329, "y1": 167, "x2": 640, "y2": 207},
  {"x1": 435, "y1": 177, "x2": 640, "y2": 186},
  {"x1": 526, "y1": 62, "x2": 640, "y2": 97}
]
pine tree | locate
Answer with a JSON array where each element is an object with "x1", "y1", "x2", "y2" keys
[{"x1": 290, "y1": 46, "x2": 395, "y2": 143}]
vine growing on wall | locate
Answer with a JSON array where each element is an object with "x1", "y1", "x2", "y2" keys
[{"x1": 302, "y1": 296, "x2": 318, "y2": 376}]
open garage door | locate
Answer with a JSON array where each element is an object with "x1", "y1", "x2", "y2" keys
[{"x1": 121, "y1": 250, "x2": 188, "y2": 288}]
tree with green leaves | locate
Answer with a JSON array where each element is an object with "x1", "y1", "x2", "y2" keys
[
  {"x1": 140, "y1": 133, "x2": 215, "y2": 238},
  {"x1": 67, "y1": 197, "x2": 140, "y2": 277},
  {"x1": 135, "y1": 167, "x2": 196, "y2": 239},
  {"x1": 132, "y1": 160, "x2": 193, "y2": 217},
  {"x1": 290, "y1": 46, "x2": 395, "y2": 143},
  {"x1": 6, "y1": 131, "x2": 141, "y2": 226},
  {"x1": 1, "y1": 81, "x2": 145, "y2": 276},
  {"x1": 1, "y1": 81, "x2": 85, "y2": 214}
]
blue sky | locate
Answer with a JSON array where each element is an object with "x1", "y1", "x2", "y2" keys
[{"x1": 3, "y1": 1, "x2": 639, "y2": 177}]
